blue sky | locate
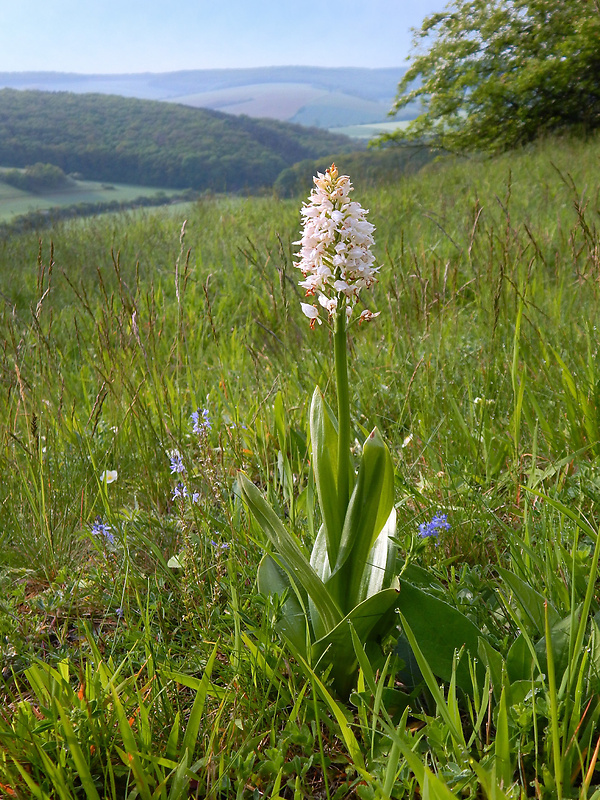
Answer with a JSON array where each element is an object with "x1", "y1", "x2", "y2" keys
[{"x1": 0, "y1": 0, "x2": 449, "y2": 74}]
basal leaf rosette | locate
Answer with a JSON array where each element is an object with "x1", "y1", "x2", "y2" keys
[{"x1": 295, "y1": 163, "x2": 381, "y2": 327}]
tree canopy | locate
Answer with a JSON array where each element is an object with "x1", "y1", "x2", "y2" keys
[
  {"x1": 2, "y1": 162, "x2": 69, "y2": 193},
  {"x1": 384, "y1": 0, "x2": 600, "y2": 153}
]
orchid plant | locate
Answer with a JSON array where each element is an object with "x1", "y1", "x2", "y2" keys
[{"x1": 239, "y1": 165, "x2": 399, "y2": 699}]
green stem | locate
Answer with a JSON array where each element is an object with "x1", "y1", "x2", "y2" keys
[{"x1": 334, "y1": 299, "x2": 351, "y2": 514}]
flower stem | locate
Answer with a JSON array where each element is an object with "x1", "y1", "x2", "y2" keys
[{"x1": 334, "y1": 300, "x2": 351, "y2": 513}]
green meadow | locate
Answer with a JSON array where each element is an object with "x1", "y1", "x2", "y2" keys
[
  {"x1": 328, "y1": 120, "x2": 411, "y2": 140},
  {"x1": 0, "y1": 173, "x2": 183, "y2": 223},
  {"x1": 1, "y1": 132, "x2": 600, "y2": 798}
]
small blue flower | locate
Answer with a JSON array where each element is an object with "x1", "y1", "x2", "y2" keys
[
  {"x1": 229, "y1": 421, "x2": 247, "y2": 430},
  {"x1": 418, "y1": 513, "x2": 450, "y2": 539},
  {"x1": 91, "y1": 516, "x2": 115, "y2": 545},
  {"x1": 172, "y1": 484, "x2": 200, "y2": 504},
  {"x1": 172, "y1": 482, "x2": 188, "y2": 500},
  {"x1": 191, "y1": 408, "x2": 211, "y2": 435},
  {"x1": 169, "y1": 451, "x2": 185, "y2": 474}
]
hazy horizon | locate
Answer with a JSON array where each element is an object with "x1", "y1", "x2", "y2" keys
[
  {"x1": 1, "y1": 0, "x2": 448, "y2": 75},
  {"x1": 0, "y1": 65, "x2": 408, "y2": 77}
]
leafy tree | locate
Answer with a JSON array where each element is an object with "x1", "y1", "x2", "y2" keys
[
  {"x1": 3, "y1": 162, "x2": 69, "y2": 192},
  {"x1": 384, "y1": 0, "x2": 600, "y2": 153}
]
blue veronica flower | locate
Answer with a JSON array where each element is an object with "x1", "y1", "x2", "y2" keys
[
  {"x1": 91, "y1": 516, "x2": 115, "y2": 545},
  {"x1": 210, "y1": 540, "x2": 230, "y2": 551},
  {"x1": 172, "y1": 483, "x2": 200, "y2": 503},
  {"x1": 418, "y1": 513, "x2": 450, "y2": 538},
  {"x1": 169, "y1": 451, "x2": 185, "y2": 474},
  {"x1": 172, "y1": 482, "x2": 188, "y2": 500},
  {"x1": 191, "y1": 408, "x2": 211, "y2": 435}
]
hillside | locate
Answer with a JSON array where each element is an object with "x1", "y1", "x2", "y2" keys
[
  {"x1": 1, "y1": 132, "x2": 600, "y2": 798},
  {"x1": 274, "y1": 145, "x2": 435, "y2": 196},
  {"x1": 0, "y1": 89, "x2": 358, "y2": 192},
  {"x1": 0, "y1": 67, "x2": 412, "y2": 128}
]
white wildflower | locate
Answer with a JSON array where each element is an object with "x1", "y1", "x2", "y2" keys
[
  {"x1": 295, "y1": 164, "x2": 380, "y2": 326},
  {"x1": 100, "y1": 469, "x2": 118, "y2": 484}
]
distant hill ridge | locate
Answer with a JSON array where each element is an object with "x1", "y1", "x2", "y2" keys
[
  {"x1": 0, "y1": 88, "x2": 358, "y2": 192},
  {"x1": 0, "y1": 67, "x2": 409, "y2": 126}
]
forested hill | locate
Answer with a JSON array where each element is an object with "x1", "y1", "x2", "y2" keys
[{"x1": 0, "y1": 89, "x2": 358, "y2": 192}]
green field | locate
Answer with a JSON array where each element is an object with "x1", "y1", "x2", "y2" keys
[
  {"x1": 328, "y1": 119, "x2": 411, "y2": 139},
  {"x1": 1, "y1": 132, "x2": 600, "y2": 798},
  {"x1": 0, "y1": 171, "x2": 182, "y2": 222}
]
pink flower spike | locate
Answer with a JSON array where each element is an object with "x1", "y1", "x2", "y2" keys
[{"x1": 295, "y1": 164, "x2": 381, "y2": 325}]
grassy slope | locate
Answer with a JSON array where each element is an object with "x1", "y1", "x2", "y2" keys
[{"x1": 0, "y1": 132, "x2": 599, "y2": 797}]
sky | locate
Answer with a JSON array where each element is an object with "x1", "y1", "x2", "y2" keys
[{"x1": 0, "y1": 0, "x2": 449, "y2": 74}]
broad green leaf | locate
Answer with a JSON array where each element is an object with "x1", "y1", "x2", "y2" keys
[
  {"x1": 357, "y1": 507, "x2": 397, "y2": 602},
  {"x1": 257, "y1": 554, "x2": 310, "y2": 657},
  {"x1": 310, "y1": 387, "x2": 342, "y2": 566},
  {"x1": 312, "y1": 587, "x2": 401, "y2": 699},
  {"x1": 309, "y1": 524, "x2": 330, "y2": 584},
  {"x1": 239, "y1": 472, "x2": 342, "y2": 633},
  {"x1": 352, "y1": 686, "x2": 414, "y2": 727},
  {"x1": 535, "y1": 614, "x2": 572, "y2": 685},
  {"x1": 332, "y1": 428, "x2": 395, "y2": 612},
  {"x1": 309, "y1": 525, "x2": 332, "y2": 642},
  {"x1": 506, "y1": 634, "x2": 536, "y2": 683},
  {"x1": 507, "y1": 679, "x2": 535, "y2": 707},
  {"x1": 397, "y1": 579, "x2": 487, "y2": 693},
  {"x1": 309, "y1": 510, "x2": 396, "y2": 637},
  {"x1": 400, "y1": 562, "x2": 447, "y2": 596},
  {"x1": 396, "y1": 633, "x2": 424, "y2": 691}
]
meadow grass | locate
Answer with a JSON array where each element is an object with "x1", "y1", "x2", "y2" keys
[{"x1": 0, "y1": 133, "x2": 599, "y2": 798}]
